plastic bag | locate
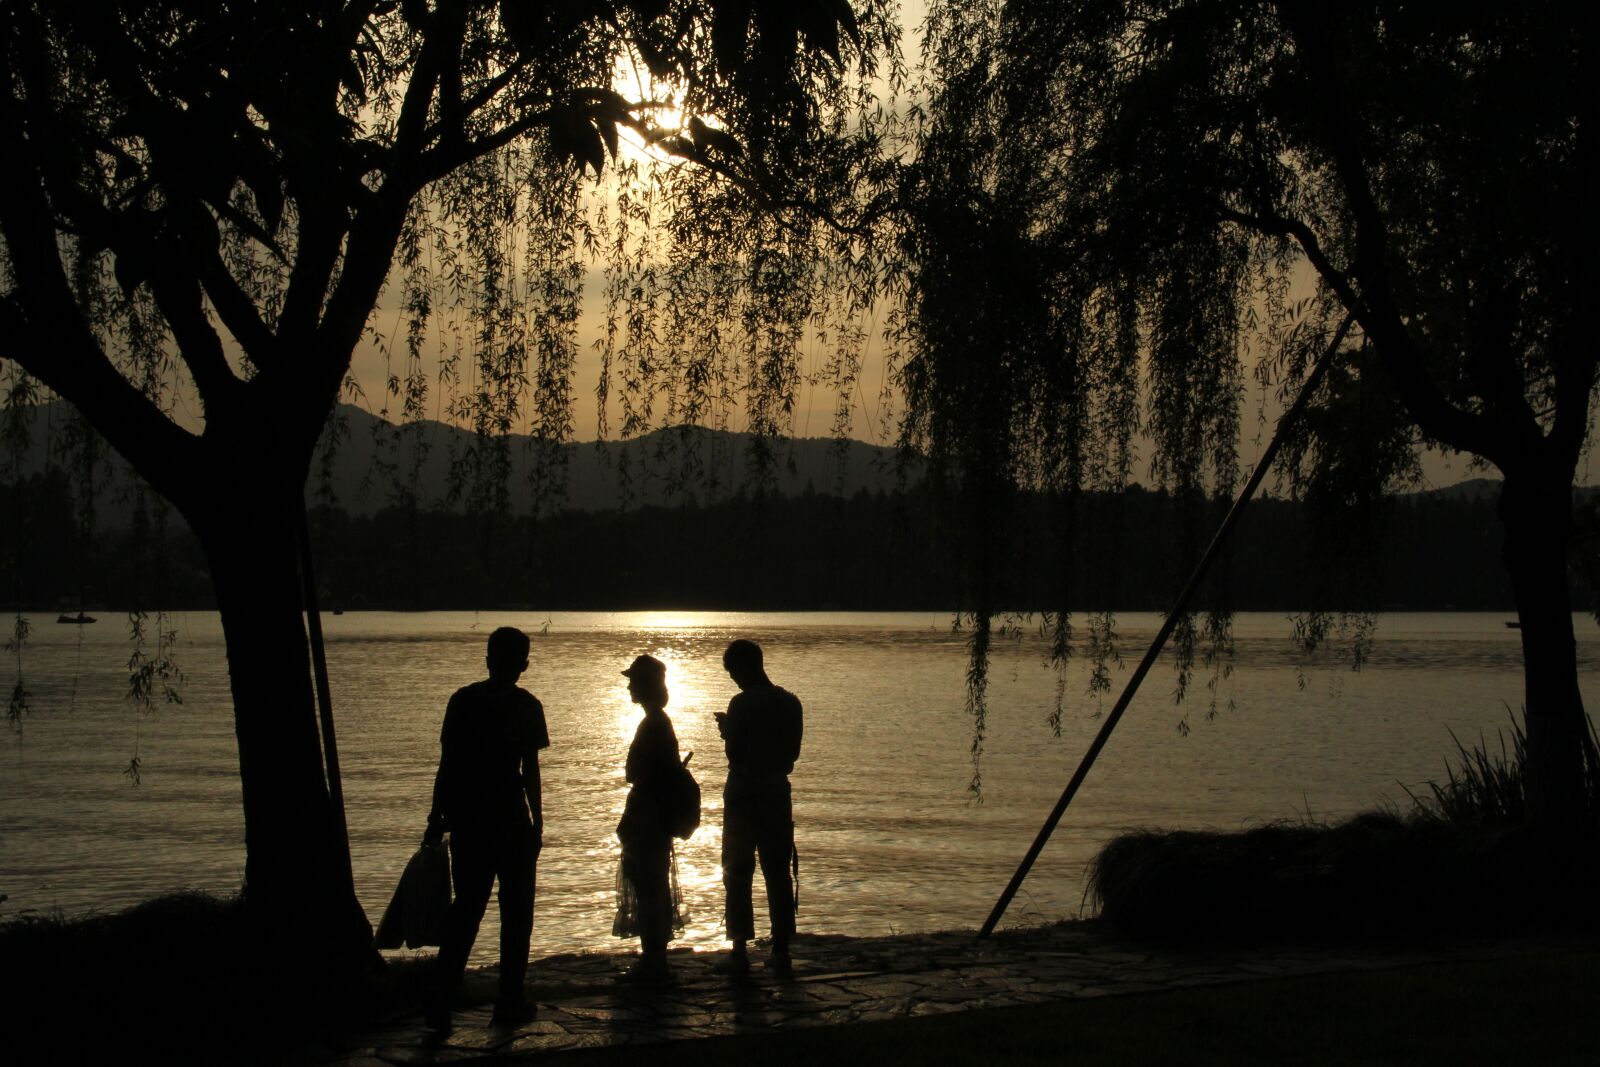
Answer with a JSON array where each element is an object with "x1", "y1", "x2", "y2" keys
[{"x1": 373, "y1": 840, "x2": 452, "y2": 949}]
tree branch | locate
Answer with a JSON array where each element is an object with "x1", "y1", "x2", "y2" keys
[
  {"x1": 1217, "y1": 205, "x2": 1356, "y2": 306},
  {"x1": 450, "y1": 54, "x2": 535, "y2": 127},
  {"x1": 276, "y1": 196, "x2": 349, "y2": 344},
  {"x1": 315, "y1": 187, "x2": 413, "y2": 406},
  {"x1": 640, "y1": 129, "x2": 873, "y2": 240},
  {"x1": 1466, "y1": 278, "x2": 1541, "y2": 432},
  {"x1": 1551, "y1": 347, "x2": 1598, "y2": 471},
  {"x1": 393, "y1": 1, "x2": 452, "y2": 157},
  {"x1": 1218, "y1": 203, "x2": 1504, "y2": 461},
  {"x1": 1257, "y1": 4, "x2": 1516, "y2": 466},
  {"x1": 144, "y1": 240, "x2": 243, "y2": 417},
  {"x1": 413, "y1": 107, "x2": 552, "y2": 182},
  {"x1": 184, "y1": 221, "x2": 284, "y2": 371},
  {"x1": 0, "y1": 290, "x2": 198, "y2": 502},
  {"x1": 0, "y1": 67, "x2": 203, "y2": 508}
]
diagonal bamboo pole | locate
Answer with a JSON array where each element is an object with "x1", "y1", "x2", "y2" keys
[
  {"x1": 978, "y1": 312, "x2": 1357, "y2": 938},
  {"x1": 297, "y1": 501, "x2": 356, "y2": 898}
]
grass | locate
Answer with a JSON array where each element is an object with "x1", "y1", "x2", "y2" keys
[
  {"x1": 1407, "y1": 711, "x2": 1600, "y2": 828},
  {"x1": 538, "y1": 950, "x2": 1600, "y2": 1066}
]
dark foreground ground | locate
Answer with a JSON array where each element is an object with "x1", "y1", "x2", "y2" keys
[
  {"x1": 551, "y1": 951, "x2": 1599, "y2": 1066},
  {"x1": 310, "y1": 923, "x2": 1598, "y2": 1066}
]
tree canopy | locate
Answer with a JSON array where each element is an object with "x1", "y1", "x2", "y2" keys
[
  {"x1": 0, "y1": 1, "x2": 901, "y2": 491},
  {"x1": 0, "y1": 0, "x2": 902, "y2": 957}
]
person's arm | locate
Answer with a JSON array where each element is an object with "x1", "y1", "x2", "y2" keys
[
  {"x1": 786, "y1": 693, "x2": 804, "y2": 765},
  {"x1": 625, "y1": 723, "x2": 643, "y2": 784},
  {"x1": 424, "y1": 695, "x2": 459, "y2": 845},
  {"x1": 720, "y1": 696, "x2": 747, "y2": 762},
  {"x1": 525, "y1": 757, "x2": 543, "y2": 846},
  {"x1": 523, "y1": 694, "x2": 548, "y2": 845}
]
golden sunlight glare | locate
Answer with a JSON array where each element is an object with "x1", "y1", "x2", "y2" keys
[{"x1": 610, "y1": 53, "x2": 685, "y2": 166}]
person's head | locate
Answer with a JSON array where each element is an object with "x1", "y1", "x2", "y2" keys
[
  {"x1": 486, "y1": 626, "x2": 531, "y2": 682},
  {"x1": 622, "y1": 654, "x2": 668, "y2": 709},
  {"x1": 722, "y1": 639, "x2": 767, "y2": 690}
]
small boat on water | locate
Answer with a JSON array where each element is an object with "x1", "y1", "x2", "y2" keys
[
  {"x1": 1504, "y1": 621, "x2": 1521, "y2": 629},
  {"x1": 56, "y1": 612, "x2": 97, "y2": 624}
]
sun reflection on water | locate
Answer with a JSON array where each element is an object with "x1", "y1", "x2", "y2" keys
[
  {"x1": 630, "y1": 611, "x2": 716, "y2": 631},
  {"x1": 608, "y1": 647, "x2": 712, "y2": 747}
]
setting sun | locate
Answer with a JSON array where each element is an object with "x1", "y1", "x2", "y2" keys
[{"x1": 610, "y1": 53, "x2": 685, "y2": 166}]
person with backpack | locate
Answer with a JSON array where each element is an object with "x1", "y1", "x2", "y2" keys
[
  {"x1": 613, "y1": 654, "x2": 688, "y2": 983},
  {"x1": 713, "y1": 639, "x2": 803, "y2": 978}
]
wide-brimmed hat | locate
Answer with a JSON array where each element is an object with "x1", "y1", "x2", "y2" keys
[{"x1": 621, "y1": 654, "x2": 666, "y2": 681}]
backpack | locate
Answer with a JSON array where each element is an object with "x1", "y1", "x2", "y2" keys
[{"x1": 664, "y1": 751, "x2": 701, "y2": 839}]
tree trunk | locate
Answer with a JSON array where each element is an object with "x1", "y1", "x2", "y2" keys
[
  {"x1": 196, "y1": 488, "x2": 374, "y2": 969},
  {"x1": 1499, "y1": 470, "x2": 1590, "y2": 828}
]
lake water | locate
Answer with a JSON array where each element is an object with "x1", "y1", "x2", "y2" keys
[{"x1": 2, "y1": 611, "x2": 1596, "y2": 964}]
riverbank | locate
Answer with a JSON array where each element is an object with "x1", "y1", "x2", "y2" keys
[
  {"x1": 546, "y1": 951, "x2": 1599, "y2": 1066},
  {"x1": 311, "y1": 921, "x2": 1598, "y2": 1065},
  {"x1": 4, "y1": 893, "x2": 1593, "y2": 1064}
]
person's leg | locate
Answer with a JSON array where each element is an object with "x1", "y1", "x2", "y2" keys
[
  {"x1": 428, "y1": 829, "x2": 496, "y2": 1028},
  {"x1": 493, "y1": 818, "x2": 538, "y2": 1017},
  {"x1": 716, "y1": 800, "x2": 757, "y2": 973},
  {"x1": 721, "y1": 799, "x2": 758, "y2": 943},
  {"x1": 625, "y1": 842, "x2": 672, "y2": 981},
  {"x1": 754, "y1": 791, "x2": 796, "y2": 971}
]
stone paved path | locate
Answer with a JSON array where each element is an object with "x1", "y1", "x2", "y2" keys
[{"x1": 318, "y1": 923, "x2": 1583, "y2": 1064}]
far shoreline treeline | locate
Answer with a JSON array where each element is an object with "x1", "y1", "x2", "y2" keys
[{"x1": 6, "y1": 464, "x2": 1594, "y2": 615}]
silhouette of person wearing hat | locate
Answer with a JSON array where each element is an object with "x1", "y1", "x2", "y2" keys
[
  {"x1": 613, "y1": 654, "x2": 683, "y2": 982},
  {"x1": 423, "y1": 626, "x2": 548, "y2": 1032}
]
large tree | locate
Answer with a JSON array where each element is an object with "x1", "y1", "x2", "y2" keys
[
  {"x1": 897, "y1": 0, "x2": 1593, "y2": 820},
  {"x1": 0, "y1": 0, "x2": 895, "y2": 958}
]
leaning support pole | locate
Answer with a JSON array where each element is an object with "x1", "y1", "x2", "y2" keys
[
  {"x1": 297, "y1": 501, "x2": 356, "y2": 898},
  {"x1": 978, "y1": 312, "x2": 1357, "y2": 939}
]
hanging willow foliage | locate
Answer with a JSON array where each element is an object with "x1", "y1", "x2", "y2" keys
[
  {"x1": 890, "y1": 0, "x2": 1258, "y2": 788},
  {"x1": 349, "y1": 4, "x2": 909, "y2": 520},
  {"x1": 892, "y1": 0, "x2": 1593, "y2": 812}
]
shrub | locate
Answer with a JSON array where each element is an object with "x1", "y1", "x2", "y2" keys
[
  {"x1": 0, "y1": 891, "x2": 429, "y2": 1061},
  {"x1": 1088, "y1": 715, "x2": 1600, "y2": 941}
]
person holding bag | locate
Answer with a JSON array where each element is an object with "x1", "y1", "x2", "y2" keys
[{"x1": 422, "y1": 627, "x2": 549, "y2": 1032}]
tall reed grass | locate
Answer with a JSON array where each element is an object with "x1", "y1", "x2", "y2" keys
[{"x1": 1406, "y1": 710, "x2": 1600, "y2": 829}]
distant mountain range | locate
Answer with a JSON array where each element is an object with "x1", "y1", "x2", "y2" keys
[
  {"x1": 312, "y1": 404, "x2": 917, "y2": 514},
  {"x1": 6, "y1": 401, "x2": 917, "y2": 518},
  {"x1": 5, "y1": 401, "x2": 1591, "y2": 522}
]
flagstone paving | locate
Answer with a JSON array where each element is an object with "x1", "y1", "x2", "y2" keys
[{"x1": 317, "y1": 922, "x2": 1586, "y2": 1064}]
